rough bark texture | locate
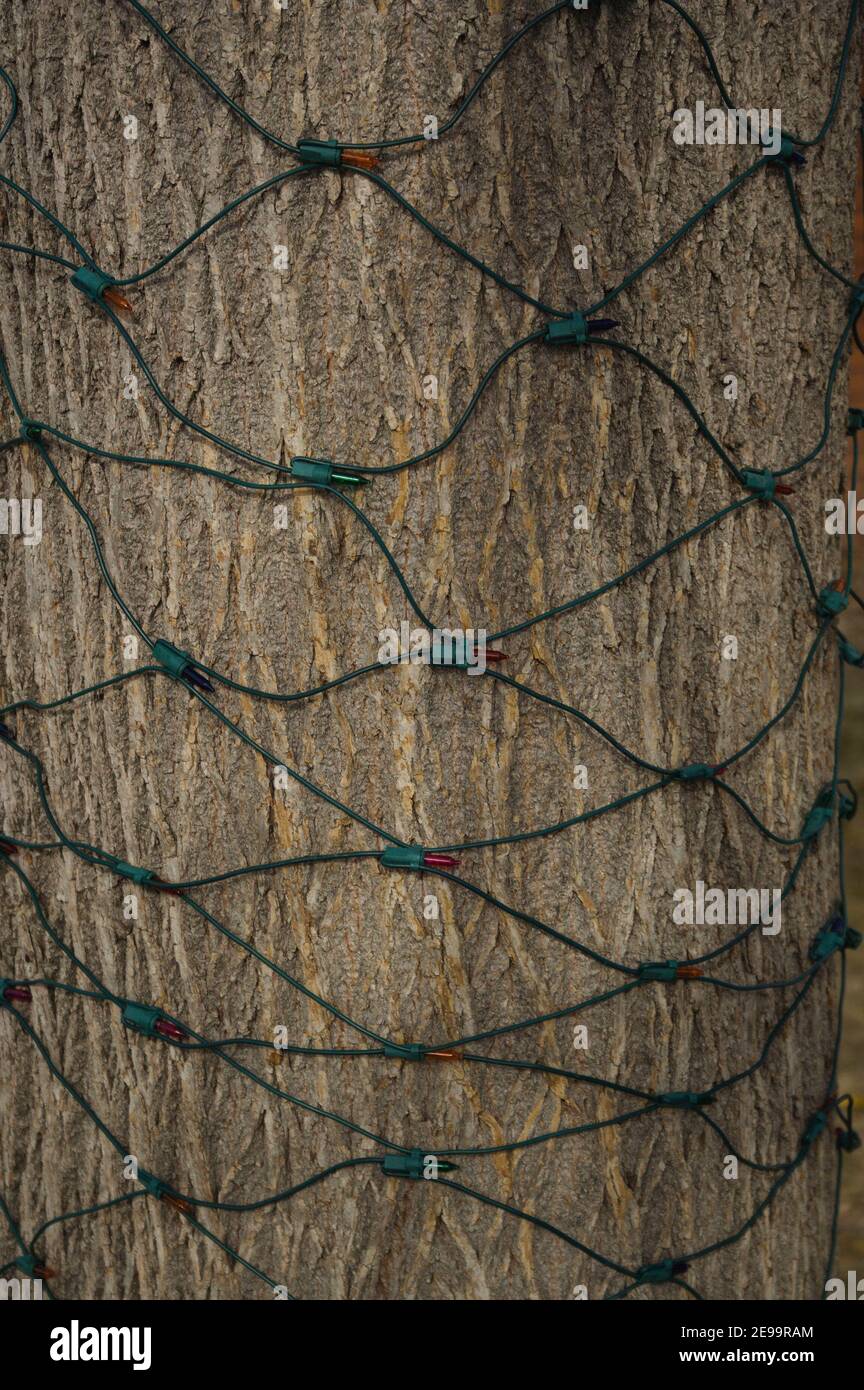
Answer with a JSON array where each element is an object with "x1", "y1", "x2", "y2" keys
[{"x1": 0, "y1": 0, "x2": 859, "y2": 1300}]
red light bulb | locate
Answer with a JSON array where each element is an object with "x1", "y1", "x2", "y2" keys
[
  {"x1": 2, "y1": 983, "x2": 32, "y2": 1003},
  {"x1": 154, "y1": 1018, "x2": 188, "y2": 1043}
]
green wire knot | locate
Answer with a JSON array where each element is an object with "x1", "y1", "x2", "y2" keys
[
  {"x1": 848, "y1": 408, "x2": 864, "y2": 434},
  {"x1": 801, "y1": 783, "x2": 853, "y2": 842},
  {"x1": 546, "y1": 312, "x2": 588, "y2": 345},
  {"x1": 800, "y1": 806, "x2": 833, "y2": 834},
  {"x1": 20, "y1": 419, "x2": 41, "y2": 441},
  {"x1": 69, "y1": 264, "x2": 116, "y2": 303},
  {"x1": 152, "y1": 638, "x2": 194, "y2": 678},
  {"x1": 383, "y1": 1041, "x2": 427, "y2": 1060},
  {"x1": 152, "y1": 639, "x2": 214, "y2": 693},
  {"x1": 289, "y1": 456, "x2": 367, "y2": 487},
  {"x1": 137, "y1": 1168, "x2": 168, "y2": 1198},
  {"x1": 656, "y1": 1091, "x2": 714, "y2": 1108},
  {"x1": 545, "y1": 312, "x2": 618, "y2": 344},
  {"x1": 838, "y1": 635, "x2": 864, "y2": 667},
  {"x1": 810, "y1": 915, "x2": 854, "y2": 963},
  {"x1": 296, "y1": 138, "x2": 343, "y2": 167},
  {"x1": 14, "y1": 1253, "x2": 39, "y2": 1277},
  {"x1": 380, "y1": 846, "x2": 443, "y2": 870},
  {"x1": 121, "y1": 1002, "x2": 161, "y2": 1036},
  {"x1": 109, "y1": 858, "x2": 155, "y2": 885},
  {"x1": 817, "y1": 586, "x2": 848, "y2": 618},
  {"x1": 836, "y1": 779, "x2": 858, "y2": 821},
  {"x1": 801, "y1": 791, "x2": 834, "y2": 841},
  {"x1": 635, "y1": 1258, "x2": 688, "y2": 1285},
  {"x1": 637, "y1": 960, "x2": 679, "y2": 982},
  {"x1": 835, "y1": 1097, "x2": 861, "y2": 1153},
  {"x1": 138, "y1": 1169, "x2": 190, "y2": 1204},
  {"x1": 430, "y1": 634, "x2": 481, "y2": 669},
  {"x1": 740, "y1": 469, "x2": 777, "y2": 499},
  {"x1": 381, "y1": 1149, "x2": 458, "y2": 1179},
  {"x1": 801, "y1": 1110, "x2": 829, "y2": 1149},
  {"x1": 673, "y1": 763, "x2": 716, "y2": 781},
  {"x1": 762, "y1": 130, "x2": 804, "y2": 166}
]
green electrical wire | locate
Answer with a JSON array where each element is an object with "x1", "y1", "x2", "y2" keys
[{"x1": 0, "y1": 0, "x2": 861, "y2": 1301}]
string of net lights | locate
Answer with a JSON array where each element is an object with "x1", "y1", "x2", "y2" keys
[{"x1": 1, "y1": 0, "x2": 863, "y2": 1300}]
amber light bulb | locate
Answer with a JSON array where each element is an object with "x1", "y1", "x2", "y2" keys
[
  {"x1": 102, "y1": 285, "x2": 134, "y2": 314},
  {"x1": 425, "y1": 1049, "x2": 461, "y2": 1061},
  {"x1": 341, "y1": 149, "x2": 379, "y2": 170},
  {"x1": 161, "y1": 1193, "x2": 193, "y2": 1216},
  {"x1": 676, "y1": 965, "x2": 703, "y2": 980}
]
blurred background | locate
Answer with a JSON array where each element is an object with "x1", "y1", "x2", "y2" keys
[{"x1": 837, "y1": 136, "x2": 864, "y2": 1273}]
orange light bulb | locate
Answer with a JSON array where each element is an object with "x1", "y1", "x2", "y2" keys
[
  {"x1": 102, "y1": 285, "x2": 134, "y2": 314},
  {"x1": 341, "y1": 149, "x2": 379, "y2": 171},
  {"x1": 161, "y1": 1193, "x2": 193, "y2": 1216}
]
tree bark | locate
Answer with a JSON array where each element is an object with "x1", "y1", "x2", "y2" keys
[{"x1": 0, "y1": 0, "x2": 859, "y2": 1300}]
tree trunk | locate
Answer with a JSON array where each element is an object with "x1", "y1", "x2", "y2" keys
[{"x1": 0, "y1": 0, "x2": 859, "y2": 1301}]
